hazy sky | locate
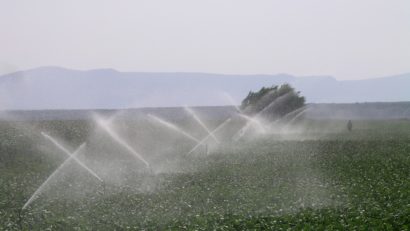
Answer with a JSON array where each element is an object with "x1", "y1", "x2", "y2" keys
[{"x1": 1, "y1": 0, "x2": 409, "y2": 79}]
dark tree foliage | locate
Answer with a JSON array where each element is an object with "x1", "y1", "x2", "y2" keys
[{"x1": 240, "y1": 84, "x2": 305, "y2": 119}]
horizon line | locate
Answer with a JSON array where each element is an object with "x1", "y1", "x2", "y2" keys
[{"x1": 1, "y1": 65, "x2": 409, "y2": 81}]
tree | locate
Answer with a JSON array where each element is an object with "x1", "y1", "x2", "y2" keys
[{"x1": 240, "y1": 84, "x2": 305, "y2": 120}]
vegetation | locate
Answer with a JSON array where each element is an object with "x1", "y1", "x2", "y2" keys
[
  {"x1": 0, "y1": 119, "x2": 409, "y2": 230},
  {"x1": 241, "y1": 84, "x2": 305, "y2": 119}
]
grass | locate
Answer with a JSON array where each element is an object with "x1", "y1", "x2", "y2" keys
[{"x1": 0, "y1": 119, "x2": 409, "y2": 230}]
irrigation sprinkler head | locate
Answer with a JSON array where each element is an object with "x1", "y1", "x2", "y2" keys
[
  {"x1": 17, "y1": 208, "x2": 24, "y2": 230},
  {"x1": 41, "y1": 132, "x2": 103, "y2": 182},
  {"x1": 93, "y1": 114, "x2": 151, "y2": 169},
  {"x1": 184, "y1": 106, "x2": 219, "y2": 143},
  {"x1": 186, "y1": 118, "x2": 232, "y2": 155},
  {"x1": 22, "y1": 142, "x2": 89, "y2": 210}
]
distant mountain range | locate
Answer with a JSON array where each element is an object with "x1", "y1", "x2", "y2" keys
[{"x1": 0, "y1": 66, "x2": 409, "y2": 110}]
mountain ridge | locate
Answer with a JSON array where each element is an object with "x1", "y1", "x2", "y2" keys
[{"x1": 0, "y1": 67, "x2": 409, "y2": 110}]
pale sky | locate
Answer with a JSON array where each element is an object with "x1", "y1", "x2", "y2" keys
[{"x1": 0, "y1": 0, "x2": 409, "y2": 80}]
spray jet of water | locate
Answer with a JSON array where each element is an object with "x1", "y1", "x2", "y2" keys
[
  {"x1": 232, "y1": 122, "x2": 253, "y2": 141},
  {"x1": 269, "y1": 106, "x2": 309, "y2": 127},
  {"x1": 240, "y1": 87, "x2": 286, "y2": 114},
  {"x1": 222, "y1": 91, "x2": 266, "y2": 136},
  {"x1": 233, "y1": 92, "x2": 294, "y2": 141},
  {"x1": 281, "y1": 107, "x2": 310, "y2": 130},
  {"x1": 94, "y1": 115, "x2": 150, "y2": 168},
  {"x1": 22, "y1": 143, "x2": 87, "y2": 210},
  {"x1": 256, "y1": 91, "x2": 294, "y2": 116},
  {"x1": 277, "y1": 106, "x2": 308, "y2": 123},
  {"x1": 147, "y1": 114, "x2": 200, "y2": 143},
  {"x1": 222, "y1": 92, "x2": 241, "y2": 113},
  {"x1": 41, "y1": 132, "x2": 103, "y2": 182},
  {"x1": 186, "y1": 118, "x2": 231, "y2": 155},
  {"x1": 237, "y1": 113, "x2": 266, "y2": 134},
  {"x1": 184, "y1": 106, "x2": 219, "y2": 143}
]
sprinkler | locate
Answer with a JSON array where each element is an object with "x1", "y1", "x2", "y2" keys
[{"x1": 17, "y1": 209, "x2": 23, "y2": 230}]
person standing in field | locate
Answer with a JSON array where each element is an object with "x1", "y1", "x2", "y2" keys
[{"x1": 347, "y1": 120, "x2": 353, "y2": 132}]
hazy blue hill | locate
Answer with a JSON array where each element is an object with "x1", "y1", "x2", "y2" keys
[{"x1": 0, "y1": 66, "x2": 409, "y2": 110}]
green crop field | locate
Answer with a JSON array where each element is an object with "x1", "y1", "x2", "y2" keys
[{"x1": 1, "y1": 118, "x2": 410, "y2": 230}]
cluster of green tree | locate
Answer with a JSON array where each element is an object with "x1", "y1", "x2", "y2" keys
[{"x1": 240, "y1": 84, "x2": 305, "y2": 120}]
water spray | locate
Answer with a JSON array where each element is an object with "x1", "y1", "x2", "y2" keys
[
  {"x1": 223, "y1": 92, "x2": 266, "y2": 131},
  {"x1": 41, "y1": 132, "x2": 103, "y2": 182},
  {"x1": 233, "y1": 92, "x2": 294, "y2": 141},
  {"x1": 269, "y1": 106, "x2": 306, "y2": 125},
  {"x1": 237, "y1": 114, "x2": 266, "y2": 134},
  {"x1": 184, "y1": 106, "x2": 219, "y2": 143},
  {"x1": 147, "y1": 114, "x2": 200, "y2": 143},
  {"x1": 222, "y1": 92, "x2": 241, "y2": 113},
  {"x1": 281, "y1": 107, "x2": 310, "y2": 131},
  {"x1": 94, "y1": 115, "x2": 150, "y2": 168},
  {"x1": 22, "y1": 143, "x2": 87, "y2": 210},
  {"x1": 186, "y1": 118, "x2": 231, "y2": 155}
]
